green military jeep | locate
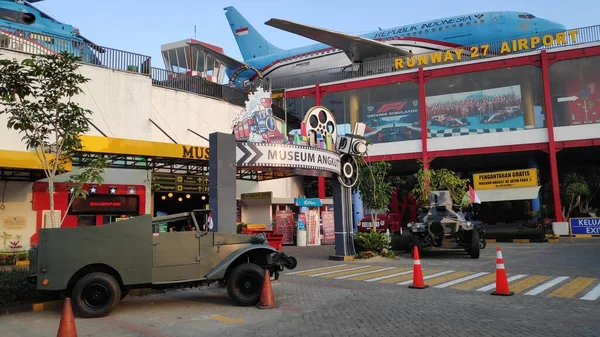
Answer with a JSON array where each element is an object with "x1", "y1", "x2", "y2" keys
[{"x1": 27, "y1": 209, "x2": 297, "y2": 318}]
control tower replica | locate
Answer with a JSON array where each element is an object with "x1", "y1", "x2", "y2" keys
[{"x1": 160, "y1": 39, "x2": 227, "y2": 84}]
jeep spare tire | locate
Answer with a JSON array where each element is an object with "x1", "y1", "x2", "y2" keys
[
  {"x1": 227, "y1": 263, "x2": 265, "y2": 306},
  {"x1": 71, "y1": 272, "x2": 121, "y2": 318}
]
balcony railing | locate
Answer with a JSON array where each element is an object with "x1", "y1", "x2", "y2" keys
[
  {"x1": 0, "y1": 25, "x2": 151, "y2": 75},
  {"x1": 151, "y1": 67, "x2": 249, "y2": 106},
  {"x1": 270, "y1": 25, "x2": 600, "y2": 90},
  {"x1": 0, "y1": 24, "x2": 252, "y2": 106}
]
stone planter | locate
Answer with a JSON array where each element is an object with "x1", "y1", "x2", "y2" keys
[{"x1": 552, "y1": 222, "x2": 569, "y2": 236}]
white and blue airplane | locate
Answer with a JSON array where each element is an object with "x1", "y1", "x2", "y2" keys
[
  {"x1": 187, "y1": 7, "x2": 566, "y2": 87},
  {"x1": 0, "y1": 0, "x2": 103, "y2": 64}
]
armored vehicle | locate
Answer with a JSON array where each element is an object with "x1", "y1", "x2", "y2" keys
[
  {"x1": 27, "y1": 209, "x2": 297, "y2": 318},
  {"x1": 406, "y1": 191, "x2": 481, "y2": 259}
]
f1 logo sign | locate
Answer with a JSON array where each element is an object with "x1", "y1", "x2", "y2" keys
[{"x1": 377, "y1": 101, "x2": 408, "y2": 113}]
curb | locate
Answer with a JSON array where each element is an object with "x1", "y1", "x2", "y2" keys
[
  {"x1": 329, "y1": 255, "x2": 355, "y2": 261},
  {"x1": 559, "y1": 234, "x2": 600, "y2": 238},
  {"x1": 1, "y1": 300, "x2": 63, "y2": 316},
  {"x1": 0, "y1": 288, "x2": 167, "y2": 316}
]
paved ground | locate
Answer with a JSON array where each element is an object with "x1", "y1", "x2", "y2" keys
[{"x1": 1, "y1": 240, "x2": 599, "y2": 337}]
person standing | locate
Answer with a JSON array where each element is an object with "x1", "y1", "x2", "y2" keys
[{"x1": 207, "y1": 211, "x2": 214, "y2": 231}]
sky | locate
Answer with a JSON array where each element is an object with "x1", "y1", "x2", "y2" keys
[{"x1": 35, "y1": 0, "x2": 599, "y2": 70}]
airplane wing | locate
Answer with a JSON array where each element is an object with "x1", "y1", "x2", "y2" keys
[
  {"x1": 264, "y1": 18, "x2": 411, "y2": 62},
  {"x1": 186, "y1": 41, "x2": 263, "y2": 77}
]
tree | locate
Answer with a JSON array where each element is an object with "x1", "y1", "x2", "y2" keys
[
  {"x1": 353, "y1": 158, "x2": 401, "y2": 232},
  {"x1": 576, "y1": 166, "x2": 600, "y2": 216},
  {"x1": 412, "y1": 164, "x2": 470, "y2": 207},
  {"x1": 0, "y1": 51, "x2": 107, "y2": 229},
  {"x1": 560, "y1": 172, "x2": 590, "y2": 220}
]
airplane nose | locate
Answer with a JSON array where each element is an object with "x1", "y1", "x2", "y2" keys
[{"x1": 534, "y1": 18, "x2": 566, "y2": 34}]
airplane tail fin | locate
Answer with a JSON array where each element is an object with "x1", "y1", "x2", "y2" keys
[{"x1": 224, "y1": 6, "x2": 284, "y2": 61}]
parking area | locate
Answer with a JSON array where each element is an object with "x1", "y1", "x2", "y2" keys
[{"x1": 1, "y1": 240, "x2": 599, "y2": 337}]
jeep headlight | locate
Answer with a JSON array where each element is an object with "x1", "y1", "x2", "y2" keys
[
  {"x1": 462, "y1": 221, "x2": 474, "y2": 230},
  {"x1": 408, "y1": 222, "x2": 426, "y2": 232}
]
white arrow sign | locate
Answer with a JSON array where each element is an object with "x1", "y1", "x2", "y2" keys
[
  {"x1": 557, "y1": 95, "x2": 579, "y2": 102},
  {"x1": 236, "y1": 142, "x2": 341, "y2": 174}
]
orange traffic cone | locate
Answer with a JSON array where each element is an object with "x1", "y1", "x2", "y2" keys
[
  {"x1": 409, "y1": 246, "x2": 429, "y2": 289},
  {"x1": 257, "y1": 270, "x2": 279, "y2": 309},
  {"x1": 492, "y1": 246, "x2": 514, "y2": 296},
  {"x1": 57, "y1": 298, "x2": 78, "y2": 337}
]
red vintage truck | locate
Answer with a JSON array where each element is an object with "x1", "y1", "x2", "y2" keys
[{"x1": 357, "y1": 190, "x2": 418, "y2": 234}]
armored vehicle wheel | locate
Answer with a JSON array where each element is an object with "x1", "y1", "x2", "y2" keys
[
  {"x1": 469, "y1": 231, "x2": 480, "y2": 259},
  {"x1": 226, "y1": 263, "x2": 265, "y2": 306},
  {"x1": 71, "y1": 272, "x2": 121, "y2": 318},
  {"x1": 287, "y1": 256, "x2": 298, "y2": 270}
]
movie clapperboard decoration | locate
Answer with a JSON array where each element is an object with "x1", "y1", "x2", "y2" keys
[{"x1": 235, "y1": 142, "x2": 341, "y2": 174}]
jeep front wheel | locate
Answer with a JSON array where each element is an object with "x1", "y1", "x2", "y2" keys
[
  {"x1": 226, "y1": 263, "x2": 265, "y2": 306},
  {"x1": 469, "y1": 230, "x2": 481, "y2": 259},
  {"x1": 71, "y1": 272, "x2": 121, "y2": 318}
]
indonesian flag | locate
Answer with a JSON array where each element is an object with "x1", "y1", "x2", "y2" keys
[
  {"x1": 469, "y1": 185, "x2": 481, "y2": 204},
  {"x1": 235, "y1": 27, "x2": 249, "y2": 36}
]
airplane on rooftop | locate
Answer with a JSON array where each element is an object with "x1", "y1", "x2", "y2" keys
[
  {"x1": 188, "y1": 6, "x2": 566, "y2": 88},
  {"x1": 0, "y1": 0, "x2": 104, "y2": 64}
]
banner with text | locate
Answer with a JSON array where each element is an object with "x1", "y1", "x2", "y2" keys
[
  {"x1": 321, "y1": 211, "x2": 335, "y2": 245},
  {"x1": 306, "y1": 210, "x2": 321, "y2": 246},
  {"x1": 473, "y1": 168, "x2": 539, "y2": 190},
  {"x1": 362, "y1": 99, "x2": 421, "y2": 143},
  {"x1": 275, "y1": 210, "x2": 295, "y2": 245}
]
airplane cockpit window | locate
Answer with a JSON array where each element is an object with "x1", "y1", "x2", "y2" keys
[
  {"x1": 519, "y1": 13, "x2": 536, "y2": 19},
  {"x1": 22, "y1": 13, "x2": 36, "y2": 24},
  {"x1": 0, "y1": 8, "x2": 19, "y2": 22},
  {"x1": 0, "y1": 9, "x2": 36, "y2": 24}
]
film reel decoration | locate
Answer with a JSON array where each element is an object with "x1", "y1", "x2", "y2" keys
[
  {"x1": 303, "y1": 106, "x2": 338, "y2": 147},
  {"x1": 337, "y1": 154, "x2": 359, "y2": 188}
]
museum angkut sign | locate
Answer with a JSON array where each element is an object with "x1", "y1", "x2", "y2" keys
[{"x1": 232, "y1": 87, "x2": 342, "y2": 177}]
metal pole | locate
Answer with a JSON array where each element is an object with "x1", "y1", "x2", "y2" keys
[{"x1": 284, "y1": 90, "x2": 288, "y2": 142}]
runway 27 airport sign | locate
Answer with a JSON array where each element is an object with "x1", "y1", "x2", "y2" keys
[{"x1": 235, "y1": 142, "x2": 341, "y2": 174}]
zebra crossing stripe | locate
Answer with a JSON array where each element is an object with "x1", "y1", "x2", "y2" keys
[
  {"x1": 524, "y1": 276, "x2": 570, "y2": 296},
  {"x1": 365, "y1": 270, "x2": 414, "y2": 282},
  {"x1": 285, "y1": 264, "x2": 347, "y2": 275},
  {"x1": 435, "y1": 272, "x2": 490, "y2": 288},
  {"x1": 335, "y1": 267, "x2": 397, "y2": 280},
  {"x1": 476, "y1": 274, "x2": 528, "y2": 292},
  {"x1": 397, "y1": 270, "x2": 455, "y2": 285},
  {"x1": 580, "y1": 283, "x2": 600, "y2": 301},
  {"x1": 310, "y1": 265, "x2": 372, "y2": 277}
]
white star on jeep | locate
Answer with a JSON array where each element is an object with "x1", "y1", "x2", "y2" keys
[
  {"x1": 90, "y1": 187, "x2": 97, "y2": 193},
  {"x1": 128, "y1": 188, "x2": 135, "y2": 194},
  {"x1": 109, "y1": 187, "x2": 117, "y2": 194}
]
